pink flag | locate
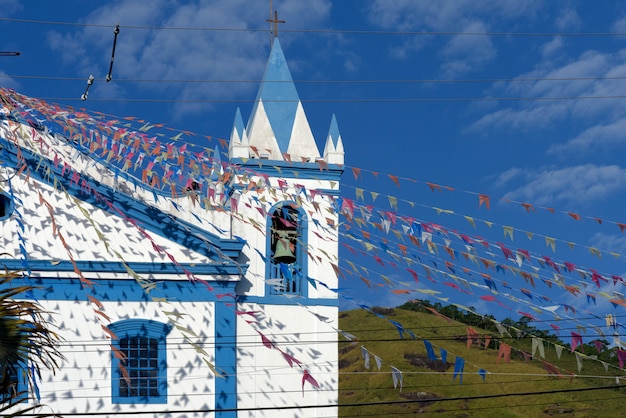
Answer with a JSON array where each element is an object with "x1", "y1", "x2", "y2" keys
[
  {"x1": 302, "y1": 370, "x2": 320, "y2": 396},
  {"x1": 618, "y1": 349, "x2": 626, "y2": 369},
  {"x1": 571, "y1": 332, "x2": 584, "y2": 352}
]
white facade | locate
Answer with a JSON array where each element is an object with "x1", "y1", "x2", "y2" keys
[{"x1": 0, "y1": 37, "x2": 343, "y2": 417}]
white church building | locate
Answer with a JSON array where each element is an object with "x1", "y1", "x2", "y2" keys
[{"x1": 0, "y1": 36, "x2": 344, "y2": 417}]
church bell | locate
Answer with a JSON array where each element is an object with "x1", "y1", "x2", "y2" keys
[{"x1": 272, "y1": 230, "x2": 297, "y2": 264}]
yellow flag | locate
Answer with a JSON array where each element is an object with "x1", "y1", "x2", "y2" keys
[
  {"x1": 388, "y1": 195, "x2": 398, "y2": 210},
  {"x1": 589, "y1": 247, "x2": 602, "y2": 258}
]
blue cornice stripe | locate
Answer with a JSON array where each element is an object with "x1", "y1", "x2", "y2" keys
[
  {"x1": 0, "y1": 138, "x2": 245, "y2": 260},
  {"x1": 214, "y1": 302, "x2": 237, "y2": 417},
  {"x1": 0, "y1": 259, "x2": 245, "y2": 276},
  {"x1": 230, "y1": 158, "x2": 344, "y2": 181},
  {"x1": 10, "y1": 277, "x2": 238, "y2": 303},
  {"x1": 238, "y1": 295, "x2": 339, "y2": 307},
  {"x1": 2, "y1": 276, "x2": 337, "y2": 307}
]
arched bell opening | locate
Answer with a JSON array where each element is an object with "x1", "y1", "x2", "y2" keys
[
  {"x1": 270, "y1": 205, "x2": 298, "y2": 264},
  {"x1": 266, "y1": 202, "x2": 307, "y2": 296}
]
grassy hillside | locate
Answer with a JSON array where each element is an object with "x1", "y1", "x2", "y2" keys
[{"x1": 338, "y1": 307, "x2": 625, "y2": 417}]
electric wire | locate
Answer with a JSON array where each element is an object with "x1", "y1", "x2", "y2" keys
[
  {"x1": 27, "y1": 94, "x2": 626, "y2": 103},
  {"x1": 3, "y1": 17, "x2": 626, "y2": 38},
  {"x1": 340, "y1": 395, "x2": 625, "y2": 417},
  {"x1": 12, "y1": 384, "x2": 626, "y2": 416},
  {"x1": 5, "y1": 73, "x2": 626, "y2": 84}
]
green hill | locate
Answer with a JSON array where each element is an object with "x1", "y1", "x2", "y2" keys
[{"x1": 338, "y1": 306, "x2": 626, "y2": 417}]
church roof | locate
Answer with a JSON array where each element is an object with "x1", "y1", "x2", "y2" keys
[
  {"x1": 252, "y1": 38, "x2": 300, "y2": 152},
  {"x1": 244, "y1": 38, "x2": 321, "y2": 162},
  {"x1": 0, "y1": 88, "x2": 245, "y2": 266}
]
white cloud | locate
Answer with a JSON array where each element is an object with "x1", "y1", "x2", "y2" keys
[
  {"x1": 439, "y1": 21, "x2": 496, "y2": 77},
  {"x1": 365, "y1": 0, "x2": 542, "y2": 75},
  {"x1": 495, "y1": 164, "x2": 626, "y2": 207},
  {"x1": 548, "y1": 118, "x2": 626, "y2": 156},
  {"x1": 471, "y1": 48, "x2": 626, "y2": 132},
  {"x1": 589, "y1": 232, "x2": 626, "y2": 255},
  {"x1": 0, "y1": 70, "x2": 20, "y2": 90},
  {"x1": 541, "y1": 37, "x2": 564, "y2": 58},
  {"x1": 0, "y1": 0, "x2": 21, "y2": 14},
  {"x1": 366, "y1": 0, "x2": 542, "y2": 31},
  {"x1": 555, "y1": 7, "x2": 582, "y2": 30},
  {"x1": 612, "y1": 15, "x2": 626, "y2": 33},
  {"x1": 45, "y1": 0, "x2": 331, "y2": 119}
]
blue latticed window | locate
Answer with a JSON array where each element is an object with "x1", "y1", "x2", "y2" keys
[
  {"x1": 267, "y1": 202, "x2": 307, "y2": 296},
  {"x1": 0, "y1": 190, "x2": 14, "y2": 221},
  {"x1": 0, "y1": 363, "x2": 26, "y2": 404},
  {"x1": 108, "y1": 319, "x2": 172, "y2": 404}
]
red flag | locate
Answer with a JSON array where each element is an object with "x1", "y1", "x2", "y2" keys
[
  {"x1": 496, "y1": 343, "x2": 511, "y2": 364},
  {"x1": 257, "y1": 331, "x2": 274, "y2": 349},
  {"x1": 571, "y1": 332, "x2": 583, "y2": 352},
  {"x1": 568, "y1": 212, "x2": 581, "y2": 221},
  {"x1": 542, "y1": 361, "x2": 562, "y2": 377},
  {"x1": 617, "y1": 349, "x2": 626, "y2": 369},
  {"x1": 478, "y1": 194, "x2": 490, "y2": 209},
  {"x1": 302, "y1": 370, "x2": 320, "y2": 396},
  {"x1": 426, "y1": 182, "x2": 441, "y2": 192}
]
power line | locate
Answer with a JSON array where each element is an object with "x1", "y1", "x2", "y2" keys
[
  {"x1": 30, "y1": 94, "x2": 626, "y2": 104},
  {"x1": 14, "y1": 384, "x2": 626, "y2": 416},
  {"x1": 5, "y1": 74, "x2": 626, "y2": 84},
  {"x1": 340, "y1": 395, "x2": 625, "y2": 417},
  {"x1": 3, "y1": 17, "x2": 626, "y2": 38}
]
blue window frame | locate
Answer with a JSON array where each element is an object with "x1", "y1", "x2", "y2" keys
[
  {"x1": 0, "y1": 190, "x2": 14, "y2": 221},
  {"x1": 0, "y1": 362, "x2": 27, "y2": 404},
  {"x1": 267, "y1": 202, "x2": 308, "y2": 296},
  {"x1": 108, "y1": 319, "x2": 172, "y2": 404}
]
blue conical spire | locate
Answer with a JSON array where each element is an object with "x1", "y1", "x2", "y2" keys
[
  {"x1": 327, "y1": 114, "x2": 340, "y2": 148},
  {"x1": 243, "y1": 37, "x2": 320, "y2": 162},
  {"x1": 250, "y1": 38, "x2": 299, "y2": 153},
  {"x1": 323, "y1": 113, "x2": 344, "y2": 165},
  {"x1": 233, "y1": 107, "x2": 246, "y2": 141}
]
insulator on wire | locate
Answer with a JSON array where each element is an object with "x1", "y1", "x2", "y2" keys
[{"x1": 106, "y1": 23, "x2": 120, "y2": 82}]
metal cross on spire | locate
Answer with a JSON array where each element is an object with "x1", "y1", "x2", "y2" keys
[{"x1": 266, "y1": 0, "x2": 285, "y2": 45}]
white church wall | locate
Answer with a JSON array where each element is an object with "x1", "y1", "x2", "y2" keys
[
  {"x1": 232, "y1": 174, "x2": 340, "y2": 299},
  {"x1": 0, "y1": 175, "x2": 218, "y2": 265},
  {"x1": 235, "y1": 303, "x2": 338, "y2": 418},
  {"x1": 7, "y1": 299, "x2": 218, "y2": 417}
]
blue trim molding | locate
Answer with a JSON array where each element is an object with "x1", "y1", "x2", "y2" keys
[
  {"x1": 108, "y1": 319, "x2": 172, "y2": 404},
  {"x1": 0, "y1": 189, "x2": 15, "y2": 221},
  {"x1": 230, "y1": 158, "x2": 344, "y2": 182},
  {"x1": 0, "y1": 259, "x2": 245, "y2": 277},
  {"x1": 214, "y1": 301, "x2": 236, "y2": 417},
  {"x1": 0, "y1": 265, "x2": 336, "y2": 306},
  {"x1": 238, "y1": 295, "x2": 338, "y2": 307}
]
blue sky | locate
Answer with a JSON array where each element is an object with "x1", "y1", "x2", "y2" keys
[{"x1": 3, "y1": 0, "x2": 626, "y2": 346}]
